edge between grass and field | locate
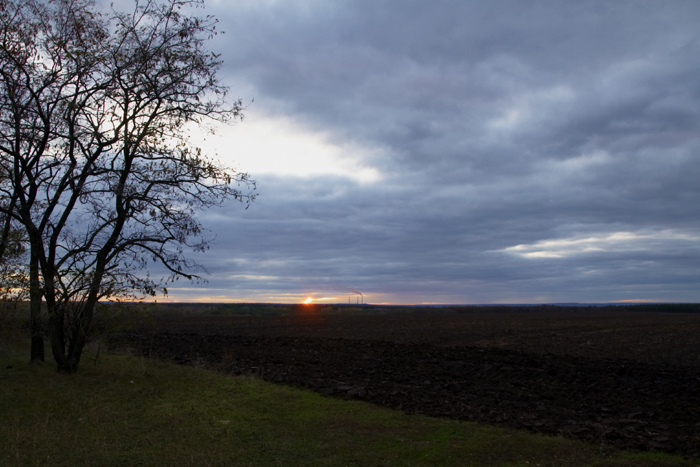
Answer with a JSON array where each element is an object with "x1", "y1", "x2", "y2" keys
[{"x1": 0, "y1": 338, "x2": 696, "y2": 467}]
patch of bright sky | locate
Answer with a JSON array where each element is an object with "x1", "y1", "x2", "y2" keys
[
  {"x1": 226, "y1": 274, "x2": 282, "y2": 281},
  {"x1": 488, "y1": 85, "x2": 576, "y2": 131},
  {"x1": 541, "y1": 150, "x2": 610, "y2": 177},
  {"x1": 502, "y1": 230, "x2": 700, "y2": 259},
  {"x1": 156, "y1": 288, "x2": 293, "y2": 303},
  {"x1": 192, "y1": 109, "x2": 382, "y2": 184}
]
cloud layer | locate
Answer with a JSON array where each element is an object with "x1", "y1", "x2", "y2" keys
[{"x1": 163, "y1": 0, "x2": 700, "y2": 304}]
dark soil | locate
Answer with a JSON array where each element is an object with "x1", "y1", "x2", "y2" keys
[{"x1": 109, "y1": 305, "x2": 700, "y2": 457}]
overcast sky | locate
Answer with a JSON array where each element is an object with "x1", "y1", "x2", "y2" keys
[{"x1": 163, "y1": 0, "x2": 700, "y2": 304}]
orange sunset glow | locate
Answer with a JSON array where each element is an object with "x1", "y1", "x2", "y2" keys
[{"x1": 303, "y1": 297, "x2": 314, "y2": 304}]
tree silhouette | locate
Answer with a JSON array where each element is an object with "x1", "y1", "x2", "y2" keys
[{"x1": 0, "y1": 0, "x2": 255, "y2": 373}]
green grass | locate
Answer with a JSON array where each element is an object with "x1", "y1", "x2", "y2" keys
[{"x1": 0, "y1": 343, "x2": 696, "y2": 467}]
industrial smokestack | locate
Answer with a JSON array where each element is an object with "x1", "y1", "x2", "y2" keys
[{"x1": 349, "y1": 288, "x2": 364, "y2": 305}]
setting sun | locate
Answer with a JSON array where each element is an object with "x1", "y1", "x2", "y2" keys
[{"x1": 303, "y1": 297, "x2": 314, "y2": 304}]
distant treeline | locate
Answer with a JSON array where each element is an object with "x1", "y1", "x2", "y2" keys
[
  {"x1": 617, "y1": 303, "x2": 700, "y2": 314},
  {"x1": 448, "y1": 303, "x2": 700, "y2": 314},
  {"x1": 127, "y1": 302, "x2": 700, "y2": 315}
]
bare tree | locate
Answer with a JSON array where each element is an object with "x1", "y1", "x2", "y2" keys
[
  {"x1": 0, "y1": 0, "x2": 61, "y2": 363},
  {"x1": 0, "y1": 0, "x2": 255, "y2": 373},
  {"x1": 0, "y1": 210, "x2": 27, "y2": 345}
]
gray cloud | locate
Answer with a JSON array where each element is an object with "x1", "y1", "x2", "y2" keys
[{"x1": 163, "y1": 0, "x2": 700, "y2": 303}]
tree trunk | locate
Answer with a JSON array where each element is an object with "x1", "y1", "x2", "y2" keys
[
  {"x1": 60, "y1": 275, "x2": 100, "y2": 373},
  {"x1": 28, "y1": 247, "x2": 44, "y2": 364},
  {"x1": 44, "y1": 284, "x2": 72, "y2": 373},
  {"x1": 30, "y1": 335, "x2": 44, "y2": 363},
  {"x1": 45, "y1": 279, "x2": 95, "y2": 374},
  {"x1": 48, "y1": 305, "x2": 90, "y2": 374}
]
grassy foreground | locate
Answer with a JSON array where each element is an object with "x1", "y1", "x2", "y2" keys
[{"x1": 0, "y1": 344, "x2": 695, "y2": 467}]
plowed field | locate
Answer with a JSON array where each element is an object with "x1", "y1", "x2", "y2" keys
[{"x1": 110, "y1": 305, "x2": 700, "y2": 457}]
